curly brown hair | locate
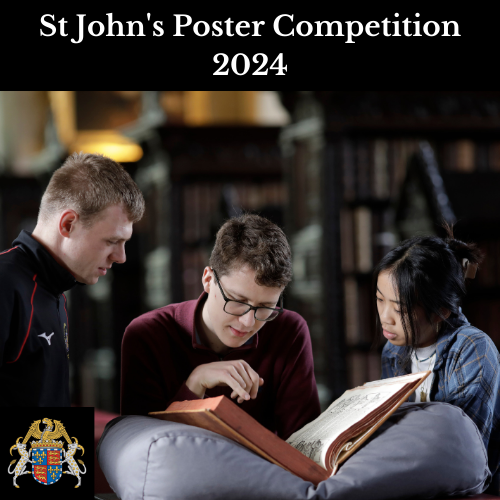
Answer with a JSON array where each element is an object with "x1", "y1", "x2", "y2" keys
[
  {"x1": 38, "y1": 152, "x2": 145, "y2": 227},
  {"x1": 209, "y1": 213, "x2": 292, "y2": 289}
]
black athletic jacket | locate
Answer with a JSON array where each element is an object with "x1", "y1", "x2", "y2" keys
[{"x1": 0, "y1": 230, "x2": 77, "y2": 406}]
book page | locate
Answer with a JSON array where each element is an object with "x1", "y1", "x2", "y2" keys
[
  {"x1": 285, "y1": 380, "x2": 410, "y2": 469},
  {"x1": 362, "y1": 371, "x2": 429, "y2": 387}
]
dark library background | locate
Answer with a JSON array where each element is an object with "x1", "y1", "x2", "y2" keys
[{"x1": 1, "y1": 91, "x2": 500, "y2": 416}]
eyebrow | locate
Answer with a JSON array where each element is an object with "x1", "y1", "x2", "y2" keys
[
  {"x1": 376, "y1": 287, "x2": 400, "y2": 304},
  {"x1": 224, "y1": 287, "x2": 277, "y2": 307}
]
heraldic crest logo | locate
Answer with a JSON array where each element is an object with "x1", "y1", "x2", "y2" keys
[{"x1": 8, "y1": 418, "x2": 86, "y2": 488}]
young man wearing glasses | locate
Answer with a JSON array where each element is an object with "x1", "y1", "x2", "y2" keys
[{"x1": 121, "y1": 214, "x2": 321, "y2": 440}]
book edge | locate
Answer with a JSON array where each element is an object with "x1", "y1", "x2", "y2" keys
[{"x1": 330, "y1": 372, "x2": 431, "y2": 472}]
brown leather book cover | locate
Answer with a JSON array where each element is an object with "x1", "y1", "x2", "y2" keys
[{"x1": 149, "y1": 395, "x2": 330, "y2": 485}]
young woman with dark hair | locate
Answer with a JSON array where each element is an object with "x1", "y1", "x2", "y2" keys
[{"x1": 374, "y1": 226, "x2": 500, "y2": 492}]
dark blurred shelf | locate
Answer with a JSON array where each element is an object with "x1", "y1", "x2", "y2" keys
[
  {"x1": 342, "y1": 271, "x2": 375, "y2": 281},
  {"x1": 346, "y1": 341, "x2": 383, "y2": 353},
  {"x1": 309, "y1": 91, "x2": 500, "y2": 136},
  {"x1": 159, "y1": 125, "x2": 284, "y2": 180},
  {"x1": 326, "y1": 119, "x2": 500, "y2": 135},
  {"x1": 345, "y1": 198, "x2": 393, "y2": 210},
  {"x1": 466, "y1": 286, "x2": 500, "y2": 300}
]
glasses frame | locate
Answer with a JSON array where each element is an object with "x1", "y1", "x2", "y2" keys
[{"x1": 212, "y1": 268, "x2": 284, "y2": 322}]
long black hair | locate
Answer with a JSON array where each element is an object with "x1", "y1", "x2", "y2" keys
[{"x1": 373, "y1": 224, "x2": 483, "y2": 350}]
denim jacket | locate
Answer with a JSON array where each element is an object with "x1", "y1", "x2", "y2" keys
[{"x1": 381, "y1": 310, "x2": 500, "y2": 478}]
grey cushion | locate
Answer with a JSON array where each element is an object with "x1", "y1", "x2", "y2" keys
[{"x1": 97, "y1": 402, "x2": 490, "y2": 500}]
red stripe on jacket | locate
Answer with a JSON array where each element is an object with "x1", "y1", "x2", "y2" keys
[{"x1": 0, "y1": 246, "x2": 19, "y2": 256}]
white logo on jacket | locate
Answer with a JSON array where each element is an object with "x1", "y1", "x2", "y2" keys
[{"x1": 38, "y1": 332, "x2": 55, "y2": 345}]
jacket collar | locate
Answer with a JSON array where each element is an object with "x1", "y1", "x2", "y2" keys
[
  {"x1": 433, "y1": 309, "x2": 469, "y2": 370},
  {"x1": 13, "y1": 230, "x2": 78, "y2": 296},
  {"x1": 178, "y1": 292, "x2": 259, "y2": 352},
  {"x1": 384, "y1": 309, "x2": 469, "y2": 373}
]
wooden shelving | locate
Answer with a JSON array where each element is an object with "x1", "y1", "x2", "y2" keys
[{"x1": 281, "y1": 91, "x2": 500, "y2": 404}]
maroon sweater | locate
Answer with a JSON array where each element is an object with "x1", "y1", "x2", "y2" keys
[{"x1": 121, "y1": 292, "x2": 321, "y2": 440}]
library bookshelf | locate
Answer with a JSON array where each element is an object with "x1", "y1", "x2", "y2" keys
[{"x1": 280, "y1": 91, "x2": 500, "y2": 404}]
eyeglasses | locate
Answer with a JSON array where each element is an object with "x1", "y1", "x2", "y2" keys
[{"x1": 212, "y1": 269, "x2": 283, "y2": 322}]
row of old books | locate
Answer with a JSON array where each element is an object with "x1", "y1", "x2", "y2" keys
[
  {"x1": 342, "y1": 138, "x2": 420, "y2": 202},
  {"x1": 437, "y1": 139, "x2": 500, "y2": 172},
  {"x1": 342, "y1": 138, "x2": 500, "y2": 204},
  {"x1": 340, "y1": 207, "x2": 396, "y2": 275},
  {"x1": 344, "y1": 278, "x2": 375, "y2": 347},
  {"x1": 183, "y1": 181, "x2": 287, "y2": 245}
]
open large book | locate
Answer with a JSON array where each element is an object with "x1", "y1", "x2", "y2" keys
[{"x1": 149, "y1": 371, "x2": 430, "y2": 485}]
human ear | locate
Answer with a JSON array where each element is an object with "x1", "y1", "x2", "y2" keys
[
  {"x1": 201, "y1": 267, "x2": 213, "y2": 294},
  {"x1": 440, "y1": 308, "x2": 451, "y2": 320},
  {"x1": 432, "y1": 308, "x2": 451, "y2": 327},
  {"x1": 59, "y1": 210, "x2": 79, "y2": 238}
]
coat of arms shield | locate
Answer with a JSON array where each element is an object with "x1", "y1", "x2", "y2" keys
[{"x1": 32, "y1": 446, "x2": 62, "y2": 485}]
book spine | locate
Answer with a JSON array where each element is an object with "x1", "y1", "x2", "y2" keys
[
  {"x1": 489, "y1": 142, "x2": 500, "y2": 171},
  {"x1": 354, "y1": 206, "x2": 372, "y2": 273},
  {"x1": 342, "y1": 139, "x2": 356, "y2": 202},
  {"x1": 373, "y1": 139, "x2": 390, "y2": 199},
  {"x1": 340, "y1": 209, "x2": 355, "y2": 274},
  {"x1": 356, "y1": 139, "x2": 371, "y2": 200},
  {"x1": 456, "y1": 139, "x2": 475, "y2": 172},
  {"x1": 344, "y1": 277, "x2": 360, "y2": 345}
]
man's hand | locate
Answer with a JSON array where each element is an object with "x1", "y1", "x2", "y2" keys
[{"x1": 186, "y1": 360, "x2": 264, "y2": 403}]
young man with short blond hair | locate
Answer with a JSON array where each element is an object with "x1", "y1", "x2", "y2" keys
[
  {"x1": 0, "y1": 152, "x2": 145, "y2": 406},
  {"x1": 121, "y1": 214, "x2": 320, "y2": 440}
]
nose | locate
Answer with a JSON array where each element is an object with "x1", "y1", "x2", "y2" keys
[
  {"x1": 379, "y1": 302, "x2": 395, "y2": 326},
  {"x1": 238, "y1": 309, "x2": 255, "y2": 329},
  {"x1": 111, "y1": 243, "x2": 127, "y2": 265}
]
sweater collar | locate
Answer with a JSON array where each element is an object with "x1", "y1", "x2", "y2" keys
[{"x1": 13, "y1": 230, "x2": 78, "y2": 296}]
